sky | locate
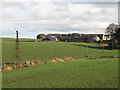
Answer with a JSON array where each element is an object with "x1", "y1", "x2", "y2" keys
[{"x1": 0, "y1": 0, "x2": 119, "y2": 39}]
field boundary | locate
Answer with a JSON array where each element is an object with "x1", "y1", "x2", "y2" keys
[{"x1": 1, "y1": 56, "x2": 119, "y2": 71}]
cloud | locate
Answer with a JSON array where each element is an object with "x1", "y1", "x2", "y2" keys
[
  {"x1": 1, "y1": 0, "x2": 119, "y2": 2},
  {"x1": 0, "y1": 1, "x2": 118, "y2": 38}
]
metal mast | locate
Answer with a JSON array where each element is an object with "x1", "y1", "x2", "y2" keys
[{"x1": 13, "y1": 30, "x2": 21, "y2": 65}]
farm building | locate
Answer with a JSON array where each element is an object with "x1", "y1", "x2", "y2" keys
[
  {"x1": 103, "y1": 35, "x2": 111, "y2": 40},
  {"x1": 37, "y1": 33, "x2": 111, "y2": 42},
  {"x1": 57, "y1": 34, "x2": 111, "y2": 42},
  {"x1": 42, "y1": 36, "x2": 58, "y2": 41},
  {"x1": 48, "y1": 36, "x2": 58, "y2": 41}
]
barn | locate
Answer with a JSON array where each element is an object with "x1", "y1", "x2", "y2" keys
[
  {"x1": 42, "y1": 36, "x2": 58, "y2": 41},
  {"x1": 48, "y1": 36, "x2": 58, "y2": 41}
]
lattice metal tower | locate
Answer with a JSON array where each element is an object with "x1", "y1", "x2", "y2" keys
[{"x1": 13, "y1": 30, "x2": 21, "y2": 65}]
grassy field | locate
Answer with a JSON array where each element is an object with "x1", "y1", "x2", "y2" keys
[
  {"x1": 3, "y1": 58, "x2": 118, "y2": 88},
  {"x1": 2, "y1": 38, "x2": 119, "y2": 88},
  {"x1": 2, "y1": 38, "x2": 35, "y2": 42},
  {"x1": 2, "y1": 38, "x2": 119, "y2": 63}
]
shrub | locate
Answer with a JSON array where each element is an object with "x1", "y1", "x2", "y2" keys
[
  {"x1": 37, "y1": 60, "x2": 42, "y2": 64},
  {"x1": 54, "y1": 58, "x2": 64, "y2": 62},
  {"x1": 31, "y1": 61, "x2": 36, "y2": 65},
  {"x1": 25, "y1": 61, "x2": 31, "y2": 66},
  {"x1": 12, "y1": 65, "x2": 18, "y2": 69},
  {"x1": 3, "y1": 66, "x2": 13, "y2": 71},
  {"x1": 64, "y1": 57, "x2": 75, "y2": 61}
]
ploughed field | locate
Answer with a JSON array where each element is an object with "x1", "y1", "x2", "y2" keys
[
  {"x1": 2, "y1": 38, "x2": 119, "y2": 63},
  {"x1": 3, "y1": 59, "x2": 118, "y2": 88}
]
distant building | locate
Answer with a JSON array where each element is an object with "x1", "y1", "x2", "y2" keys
[
  {"x1": 103, "y1": 35, "x2": 111, "y2": 40},
  {"x1": 42, "y1": 36, "x2": 58, "y2": 41},
  {"x1": 48, "y1": 36, "x2": 58, "y2": 41},
  {"x1": 57, "y1": 34, "x2": 111, "y2": 42},
  {"x1": 88, "y1": 34, "x2": 111, "y2": 42},
  {"x1": 37, "y1": 33, "x2": 111, "y2": 42}
]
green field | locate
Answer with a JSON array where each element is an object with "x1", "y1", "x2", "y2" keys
[
  {"x1": 3, "y1": 58, "x2": 118, "y2": 88},
  {"x1": 2, "y1": 38, "x2": 35, "y2": 42},
  {"x1": 2, "y1": 38, "x2": 119, "y2": 63},
  {"x1": 2, "y1": 38, "x2": 119, "y2": 88}
]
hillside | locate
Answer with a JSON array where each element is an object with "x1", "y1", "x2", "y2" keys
[
  {"x1": 2, "y1": 39, "x2": 119, "y2": 63},
  {"x1": 3, "y1": 58, "x2": 118, "y2": 88}
]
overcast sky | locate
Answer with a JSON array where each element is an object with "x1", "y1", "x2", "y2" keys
[{"x1": 0, "y1": 0, "x2": 119, "y2": 38}]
